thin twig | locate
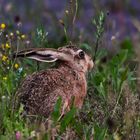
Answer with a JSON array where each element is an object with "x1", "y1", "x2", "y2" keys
[
  {"x1": 93, "y1": 37, "x2": 99, "y2": 61},
  {"x1": 69, "y1": 0, "x2": 78, "y2": 40}
]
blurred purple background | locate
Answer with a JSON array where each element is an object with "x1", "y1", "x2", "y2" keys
[{"x1": 0, "y1": 0, "x2": 140, "y2": 47}]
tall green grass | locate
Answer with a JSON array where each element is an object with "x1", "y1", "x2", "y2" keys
[{"x1": 0, "y1": 11, "x2": 139, "y2": 140}]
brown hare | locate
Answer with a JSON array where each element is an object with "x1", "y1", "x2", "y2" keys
[{"x1": 14, "y1": 45, "x2": 93, "y2": 118}]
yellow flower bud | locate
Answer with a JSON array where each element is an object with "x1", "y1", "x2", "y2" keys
[
  {"x1": 5, "y1": 43, "x2": 10, "y2": 49},
  {"x1": 21, "y1": 34, "x2": 25, "y2": 39},
  {"x1": 1, "y1": 23, "x2": 6, "y2": 29},
  {"x1": 14, "y1": 63, "x2": 19, "y2": 69},
  {"x1": 16, "y1": 30, "x2": 20, "y2": 34},
  {"x1": 3, "y1": 77, "x2": 7, "y2": 80},
  {"x1": 2, "y1": 55, "x2": 8, "y2": 61}
]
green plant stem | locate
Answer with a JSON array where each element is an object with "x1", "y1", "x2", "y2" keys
[
  {"x1": 64, "y1": 27, "x2": 68, "y2": 42},
  {"x1": 71, "y1": 0, "x2": 78, "y2": 39},
  {"x1": 93, "y1": 37, "x2": 99, "y2": 61}
]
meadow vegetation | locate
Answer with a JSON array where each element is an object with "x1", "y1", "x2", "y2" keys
[{"x1": 0, "y1": 1, "x2": 140, "y2": 140}]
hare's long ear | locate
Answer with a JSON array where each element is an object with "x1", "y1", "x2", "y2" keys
[{"x1": 13, "y1": 48, "x2": 65, "y2": 62}]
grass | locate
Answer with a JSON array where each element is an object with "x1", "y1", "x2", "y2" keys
[{"x1": 0, "y1": 7, "x2": 140, "y2": 140}]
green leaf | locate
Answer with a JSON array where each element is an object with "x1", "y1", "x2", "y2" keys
[
  {"x1": 0, "y1": 135, "x2": 10, "y2": 140},
  {"x1": 94, "y1": 124, "x2": 107, "y2": 140},
  {"x1": 92, "y1": 72, "x2": 103, "y2": 86},
  {"x1": 60, "y1": 107, "x2": 76, "y2": 132},
  {"x1": 121, "y1": 67, "x2": 128, "y2": 82},
  {"x1": 92, "y1": 19, "x2": 96, "y2": 25},
  {"x1": 121, "y1": 38, "x2": 134, "y2": 58},
  {"x1": 109, "y1": 49, "x2": 128, "y2": 70},
  {"x1": 51, "y1": 97, "x2": 62, "y2": 122},
  {"x1": 118, "y1": 67, "x2": 129, "y2": 92},
  {"x1": 99, "y1": 82, "x2": 107, "y2": 100},
  {"x1": 80, "y1": 43, "x2": 93, "y2": 53},
  {"x1": 42, "y1": 133, "x2": 49, "y2": 140}
]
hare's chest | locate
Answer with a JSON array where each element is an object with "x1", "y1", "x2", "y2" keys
[
  {"x1": 74, "y1": 76, "x2": 86, "y2": 94},
  {"x1": 72, "y1": 73, "x2": 87, "y2": 108},
  {"x1": 59, "y1": 71, "x2": 87, "y2": 109}
]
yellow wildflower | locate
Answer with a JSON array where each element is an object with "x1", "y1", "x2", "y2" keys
[
  {"x1": 14, "y1": 63, "x2": 19, "y2": 69},
  {"x1": 21, "y1": 34, "x2": 25, "y2": 39},
  {"x1": 3, "y1": 77, "x2": 7, "y2": 80},
  {"x1": 2, "y1": 55, "x2": 8, "y2": 61},
  {"x1": 1, "y1": 23, "x2": 6, "y2": 29},
  {"x1": 5, "y1": 43, "x2": 10, "y2": 49},
  {"x1": 16, "y1": 30, "x2": 20, "y2": 34}
]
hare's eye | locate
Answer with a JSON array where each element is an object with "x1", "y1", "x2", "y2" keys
[{"x1": 78, "y1": 51, "x2": 85, "y2": 59}]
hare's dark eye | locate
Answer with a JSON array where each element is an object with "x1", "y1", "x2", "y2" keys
[{"x1": 78, "y1": 51, "x2": 85, "y2": 59}]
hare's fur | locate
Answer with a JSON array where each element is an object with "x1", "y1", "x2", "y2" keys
[
  {"x1": 18, "y1": 65, "x2": 86, "y2": 117},
  {"x1": 15, "y1": 45, "x2": 93, "y2": 117}
]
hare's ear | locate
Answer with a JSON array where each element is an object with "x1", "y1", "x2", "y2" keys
[{"x1": 13, "y1": 48, "x2": 62, "y2": 62}]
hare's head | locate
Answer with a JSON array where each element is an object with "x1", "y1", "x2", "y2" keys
[{"x1": 13, "y1": 45, "x2": 93, "y2": 73}]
